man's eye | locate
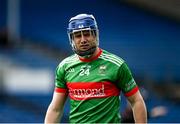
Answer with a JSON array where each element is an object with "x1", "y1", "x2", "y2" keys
[
  {"x1": 83, "y1": 33, "x2": 90, "y2": 37},
  {"x1": 83, "y1": 31, "x2": 90, "y2": 37},
  {"x1": 74, "y1": 33, "x2": 81, "y2": 38}
]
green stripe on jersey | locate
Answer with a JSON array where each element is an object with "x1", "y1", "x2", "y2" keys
[{"x1": 100, "y1": 51, "x2": 124, "y2": 67}]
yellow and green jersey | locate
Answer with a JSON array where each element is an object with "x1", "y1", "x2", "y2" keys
[{"x1": 55, "y1": 48, "x2": 138, "y2": 123}]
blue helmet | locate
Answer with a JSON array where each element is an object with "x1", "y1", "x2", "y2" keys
[{"x1": 67, "y1": 14, "x2": 99, "y2": 56}]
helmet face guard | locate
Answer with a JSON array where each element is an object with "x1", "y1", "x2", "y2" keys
[{"x1": 67, "y1": 14, "x2": 99, "y2": 57}]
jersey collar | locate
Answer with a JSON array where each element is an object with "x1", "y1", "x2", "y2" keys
[{"x1": 79, "y1": 48, "x2": 102, "y2": 62}]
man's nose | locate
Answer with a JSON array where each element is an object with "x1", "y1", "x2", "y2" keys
[{"x1": 80, "y1": 34, "x2": 87, "y2": 44}]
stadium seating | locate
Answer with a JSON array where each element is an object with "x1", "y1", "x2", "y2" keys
[
  {"x1": 19, "y1": 0, "x2": 180, "y2": 81},
  {"x1": 0, "y1": 0, "x2": 179, "y2": 123}
]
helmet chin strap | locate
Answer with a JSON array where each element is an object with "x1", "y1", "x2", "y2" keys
[{"x1": 75, "y1": 46, "x2": 97, "y2": 57}]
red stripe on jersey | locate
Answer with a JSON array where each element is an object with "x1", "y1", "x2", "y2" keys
[
  {"x1": 79, "y1": 48, "x2": 102, "y2": 62},
  {"x1": 67, "y1": 82, "x2": 120, "y2": 100},
  {"x1": 54, "y1": 87, "x2": 67, "y2": 93},
  {"x1": 124, "y1": 86, "x2": 139, "y2": 97}
]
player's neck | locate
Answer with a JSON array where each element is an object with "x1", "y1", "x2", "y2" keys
[{"x1": 79, "y1": 47, "x2": 101, "y2": 61}]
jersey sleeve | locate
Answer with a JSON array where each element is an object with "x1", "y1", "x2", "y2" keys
[
  {"x1": 117, "y1": 62, "x2": 138, "y2": 97},
  {"x1": 54, "y1": 63, "x2": 67, "y2": 93}
]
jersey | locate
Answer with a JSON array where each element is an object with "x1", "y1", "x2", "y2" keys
[{"x1": 55, "y1": 48, "x2": 138, "y2": 123}]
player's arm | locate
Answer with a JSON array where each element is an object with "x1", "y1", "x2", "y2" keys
[
  {"x1": 44, "y1": 91, "x2": 67, "y2": 123},
  {"x1": 127, "y1": 90, "x2": 147, "y2": 123},
  {"x1": 118, "y1": 62, "x2": 147, "y2": 123},
  {"x1": 45, "y1": 61, "x2": 68, "y2": 123}
]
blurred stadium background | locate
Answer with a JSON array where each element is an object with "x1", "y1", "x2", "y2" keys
[{"x1": 0, "y1": 0, "x2": 180, "y2": 123}]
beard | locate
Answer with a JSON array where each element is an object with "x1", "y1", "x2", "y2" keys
[{"x1": 74, "y1": 41, "x2": 97, "y2": 57}]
